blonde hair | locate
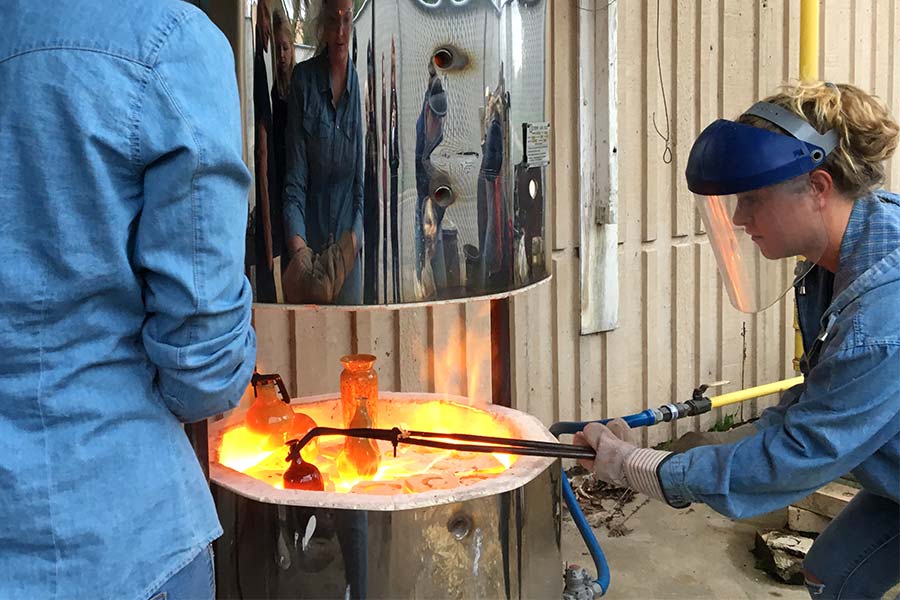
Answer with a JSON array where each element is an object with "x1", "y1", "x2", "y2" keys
[
  {"x1": 272, "y1": 7, "x2": 294, "y2": 99},
  {"x1": 311, "y1": 0, "x2": 348, "y2": 56},
  {"x1": 312, "y1": 0, "x2": 355, "y2": 56},
  {"x1": 738, "y1": 82, "x2": 899, "y2": 198},
  {"x1": 310, "y1": 0, "x2": 327, "y2": 55}
]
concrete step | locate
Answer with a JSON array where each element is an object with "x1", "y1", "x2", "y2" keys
[
  {"x1": 787, "y1": 505, "x2": 831, "y2": 535},
  {"x1": 791, "y1": 481, "x2": 859, "y2": 520}
]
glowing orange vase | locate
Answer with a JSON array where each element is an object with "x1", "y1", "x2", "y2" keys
[
  {"x1": 340, "y1": 354, "x2": 379, "y2": 428},
  {"x1": 245, "y1": 379, "x2": 294, "y2": 450},
  {"x1": 337, "y1": 401, "x2": 381, "y2": 479}
]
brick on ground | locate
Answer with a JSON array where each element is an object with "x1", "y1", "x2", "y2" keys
[
  {"x1": 787, "y1": 505, "x2": 832, "y2": 535},
  {"x1": 792, "y1": 481, "x2": 858, "y2": 520}
]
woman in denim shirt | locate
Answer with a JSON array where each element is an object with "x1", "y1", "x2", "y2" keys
[
  {"x1": 1, "y1": 2, "x2": 256, "y2": 598},
  {"x1": 282, "y1": 0, "x2": 364, "y2": 305},
  {"x1": 578, "y1": 83, "x2": 900, "y2": 599}
]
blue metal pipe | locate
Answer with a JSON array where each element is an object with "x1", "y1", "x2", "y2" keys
[
  {"x1": 551, "y1": 408, "x2": 657, "y2": 597},
  {"x1": 561, "y1": 466, "x2": 610, "y2": 595},
  {"x1": 549, "y1": 409, "x2": 658, "y2": 438}
]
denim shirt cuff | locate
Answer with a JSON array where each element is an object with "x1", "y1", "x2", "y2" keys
[
  {"x1": 657, "y1": 452, "x2": 693, "y2": 508},
  {"x1": 284, "y1": 207, "x2": 307, "y2": 244}
]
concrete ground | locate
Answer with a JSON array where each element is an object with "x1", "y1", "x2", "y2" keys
[{"x1": 561, "y1": 495, "x2": 810, "y2": 600}]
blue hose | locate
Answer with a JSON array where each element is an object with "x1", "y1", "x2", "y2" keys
[
  {"x1": 561, "y1": 467, "x2": 610, "y2": 595},
  {"x1": 551, "y1": 409, "x2": 658, "y2": 597}
]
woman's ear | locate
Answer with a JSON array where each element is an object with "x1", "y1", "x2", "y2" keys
[{"x1": 808, "y1": 169, "x2": 834, "y2": 208}]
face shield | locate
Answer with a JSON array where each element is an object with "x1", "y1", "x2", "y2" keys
[
  {"x1": 695, "y1": 180, "x2": 831, "y2": 312},
  {"x1": 686, "y1": 102, "x2": 838, "y2": 313}
]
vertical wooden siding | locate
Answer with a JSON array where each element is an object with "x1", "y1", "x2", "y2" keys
[
  {"x1": 253, "y1": 301, "x2": 494, "y2": 406},
  {"x1": 510, "y1": 0, "x2": 900, "y2": 442},
  {"x1": 251, "y1": 1, "x2": 900, "y2": 442}
]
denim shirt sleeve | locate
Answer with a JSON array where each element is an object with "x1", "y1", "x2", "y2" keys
[
  {"x1": 753, "y1": 382, "x2": 804, "y2": 430},
  {"x1": 660, "y1": 338, "x2": 900, "y2": 519},
  {"x1": 283, "y1": 69, "x2": 308, "y2": 243},
  {"x1": 135, "y1": 12, "x2": 256, "y2": 422}
]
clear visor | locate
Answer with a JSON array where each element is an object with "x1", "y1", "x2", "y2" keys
[{"x1": 694, "y1": 178, "x2": 829, "y2": 313}]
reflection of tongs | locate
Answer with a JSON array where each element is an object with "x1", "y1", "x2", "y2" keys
[
  {"x1": 286, "y1": 427, "x2": 595, "y2": 461},
  {"x1": 251, "y1": 372, "x2": 291, "y2": 404}
]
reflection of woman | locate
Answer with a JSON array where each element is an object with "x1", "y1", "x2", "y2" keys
[
  {"x1": 282, "y1": 0, "x2": 363, "y2": 305},
  {"x1": 478, "y1": 84, "x2": 509, "y2": 291},
  {"x1": 578, "y1": 83, "x2": 900, "y2": 598},
  {"x1": 270, "y1": 8, "x2": 293, "y2": 272},
  {"x1": 414, "y1": 69, "x2": 448, "y2": 300},
  {"x1": 253, "y1": 0, "x2": 276, "y2": 301}
]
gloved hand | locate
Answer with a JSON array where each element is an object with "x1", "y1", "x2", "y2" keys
[
  {"x1": 670, "y1": 422, "x2": 756, "y2": 453},
  {"x1": 573, "y1": 418, "x2": 637, "y2": 487},
  {"x1": 574, "y1": 418, "x2": 675, "y2": 504},
  {"x1": 282, "y1": 246, "x2": 321, "y2": 304},
  {"x1": 317, "y1": 231, "x2": 357, "y2": 301},
  {"x1": 282, "y1": 233, "x2": 357, "y2": 304}
]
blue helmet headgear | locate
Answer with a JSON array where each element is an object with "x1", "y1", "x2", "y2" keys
[{"x1": 685, "y1": 102, "x2": 839, "y2": 195}]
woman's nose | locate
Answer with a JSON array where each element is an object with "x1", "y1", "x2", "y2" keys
[{"x1": 732, "y1": 198, "x2": 751, "y2": 227}]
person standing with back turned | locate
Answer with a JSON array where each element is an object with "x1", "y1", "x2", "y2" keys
[{"x1": 0, "y1": 1, "x2": 257, "y2": 598}]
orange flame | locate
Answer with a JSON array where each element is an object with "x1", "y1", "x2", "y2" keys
[{"x1": 419, "y1": 301, "x2": 493, "y2": 404}]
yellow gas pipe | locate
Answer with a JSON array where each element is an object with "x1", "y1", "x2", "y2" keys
[
  {"x1": 800, "y1": 0, "x2": 820, "y2": 83},
  {"x1": 709, "y1": 376, "x2": 804, "y2": 410},
  {"x1": 793, "y1": 301, "x2": 805, "y2": 373},
  {"x1": 793, "y1": 0, "x2": 820, "y2": 372}
]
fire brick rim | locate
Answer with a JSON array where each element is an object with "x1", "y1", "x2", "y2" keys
[{"x1": 209, "y1": 392, "x2": 556, "y2": 512}]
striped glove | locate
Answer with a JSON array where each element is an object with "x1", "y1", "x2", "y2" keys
[{"x1": 574, "y1": 418, "x2": 674, "y2": 504}]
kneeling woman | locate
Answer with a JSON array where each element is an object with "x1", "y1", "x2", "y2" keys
[{"x1": 578, "y1": 82, "x2": 900, "y2": 600}]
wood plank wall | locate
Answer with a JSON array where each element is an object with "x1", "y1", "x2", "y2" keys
[
  {"x1": 250, "y1": 0, "x2": 900, "y2": 444},
  {"x1": 509, "y1": 0, "x2": 900, "y2": 445},
  {"x1": 253, "y1": 300, "x2": 495, "y2": 407}
]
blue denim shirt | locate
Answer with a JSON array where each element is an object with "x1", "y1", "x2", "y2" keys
[
  {"x1": 660, "y1": 192, "x2": 900, "y2": 518},
  {"x1": 283, "y1": 52, "x2": 364, "y2": 304},
  {"x1": 1, "y1": 2, "x2": 256, "y2": 598}
]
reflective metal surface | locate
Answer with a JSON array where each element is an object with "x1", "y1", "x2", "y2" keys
[
  {"x1": 247, "y1": 0, "x2": 549, "y2": 306},
  {"x1": 213, "y1": 460, "x2": 561, "y2": 599}
]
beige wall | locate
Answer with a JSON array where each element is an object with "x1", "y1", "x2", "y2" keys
[
  {"x1": 509, "y1": 0, "x2": 900, "y2": 445},
  {"x1": 252, "y1": 0, "x2": 900, "y2": 442}
]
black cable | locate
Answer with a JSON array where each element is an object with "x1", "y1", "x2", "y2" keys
[{"x1": 651, "y1": 0, "x2": 673, "y2": 164}]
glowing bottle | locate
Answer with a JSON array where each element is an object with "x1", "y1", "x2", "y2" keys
[
  {"x1": 337, "y1": 400, "x2": 381, "y2": 479},
  {"x1": 340, "y1": 355, "x2": 379, "y2": 428},
  {"x1": 287, "y1": 411, "x2": 319, "y2": 463},
  {"x1": 283, "y1": 455, "x2": 324, "y2": 491},
  {"x1": 245, "y1": 373, "x2": 294, "y2": 450}
]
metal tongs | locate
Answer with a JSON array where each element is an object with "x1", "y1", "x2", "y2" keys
[{"x1": 286, "y1": 427, "x2": 596, "y2": 462}]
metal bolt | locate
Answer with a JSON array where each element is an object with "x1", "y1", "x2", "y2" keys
[{"x1": 447, "y1": 513, "x2": 473, "y2": 540}]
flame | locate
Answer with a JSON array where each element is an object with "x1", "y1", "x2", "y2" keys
[
  {"x1": 218, "y1": 427, "x2": 275, "y2": 472},
  {"x1": 465, "y1": 302, "x2": 492, "y2": 402},
  {"x1": 215, "y1": 399, "x2": 520, "y2": 495},
  {"x1": 416, "y1": 303, "x2": 493, "y2": 404},
  {"x1": 493, "y1": 452, "x2": 514, "y2": 469}
]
